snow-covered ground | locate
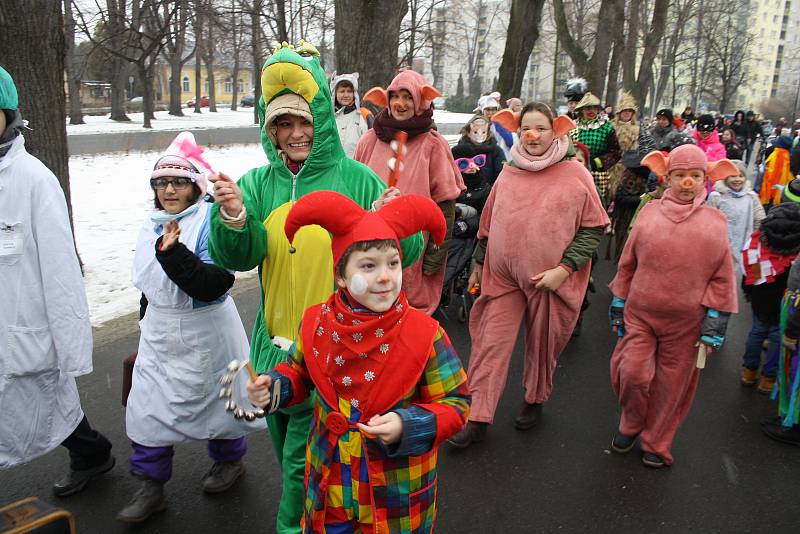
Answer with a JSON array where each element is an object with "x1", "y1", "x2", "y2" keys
[
  {"x1": 67, "y1": 107, "x2": 474, "y2": 135},
  {"x1": 71, "y1": 143, "x2": 267, "y2": 326}
]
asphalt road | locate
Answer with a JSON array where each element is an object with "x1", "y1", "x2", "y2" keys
[{"x1": 3, "y1": 255, "x2": 799, "y2": 533}]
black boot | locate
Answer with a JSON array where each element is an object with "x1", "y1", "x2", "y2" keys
[
  {"x1": 116, "y1": 476, "x2": 167, "y2": 523},
  {"x1": 761, "y1": 418, "x2": 800, "y2": 446},
  {"x1": 514, "y1": 402, "x2": 542, "y2": 430},
  {"x1": 52, "y1": 455, "x2": 115, "y2": 497},
  {"x1": 447, "y1": 421, "x2": 488, "y2": 449}
]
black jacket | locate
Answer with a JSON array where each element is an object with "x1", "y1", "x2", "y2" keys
[
  {"x1": 139, "y1": 236, "x2": 235, "y2": 319},
  {"x1": 454, "y1": 136, "x2": 505, "y2": 186}
]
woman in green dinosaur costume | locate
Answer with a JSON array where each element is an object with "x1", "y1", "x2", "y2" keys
[{"x1": 208, "y1": 41, "x2": 422, "y2": 534}]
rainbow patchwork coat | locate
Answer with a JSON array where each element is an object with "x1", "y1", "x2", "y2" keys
[{"x1": 273, "y1": 303, "x2": 470, "y2": 533}]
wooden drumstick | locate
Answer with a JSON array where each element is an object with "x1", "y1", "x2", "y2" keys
[{"x1": 696, "y1": 343, "x2": 707, "y2": 369}]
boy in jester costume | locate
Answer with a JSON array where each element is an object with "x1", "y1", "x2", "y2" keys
[{"x1": 208, "y1": 41, "x2": 423, "y2": 533}]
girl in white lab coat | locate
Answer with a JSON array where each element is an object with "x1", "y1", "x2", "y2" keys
[{"x1": 118, "y1": 133, "x2": 260, "y2": 523}]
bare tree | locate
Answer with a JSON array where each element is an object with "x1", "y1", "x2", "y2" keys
[
  {"x1": 163, "y1": 0, "x2": 194, "y2": 116},
  {"x1": 64, "y1": 0, "x2": 85, "y2": 124},
  {"x1": 199, "y1": 1, "x2": 219, "y2": 112},
  {"x1": 701, "y1": 1, "x2": 753, "y2": 113},
  {"x1": 496, "y1": 0, "x2": 546, "y2": 100},
  {"x1": 552, "y1": 0, "x2": 615, "y2": 100},
  {"x1": 628, "y1": 0, "x2": 669, "y2": 109},
  {"x1": 74, "y1": 0, "x2": 178, "y2": 128},
  {"x1": 0, "y1": 0, "x2": 75, "y2": 230},
  {"x1": 334, "y1": 0, "x2": 408, "y2": 90}
]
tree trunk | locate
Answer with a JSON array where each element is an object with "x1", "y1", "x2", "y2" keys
[
  {"x1": 64, "y1": 0, "x2": 84, "y2": 125},
  {"x1": 275, "y1": 0, "x2": 288, "y2": 42},
  {"x1": 139, "y1": 63, "x2": 154, "y2": 128},
  {"x1": 251, "y1": 1, "x2": 263, "y2": 124},
  {"x1": 621, "y1": 0, "x2": 640, "y2": 92},
  {"x1": 334, "y1": 0, "x2": 408, "y2": 92},
  {"x1": 633, "y1": 0, "x2": 669, "y2": 107},
  {"x1": 194, "y1": 6, "x2": 203, "y2": 114},
  {"x1": 229, "y1": 2, "x2": 240, "y2": 112},
  {"x1": 205, "y1": 21, "x2": 217, "y2": 112},
  {"x1": 604, "y1": 0, "x2": 626, "y2": 108},
  {"x1": 0, "y1": 0, "x2": 74, "y2": 229},
  {"x1": 107, "y1": 0, "x2": 131, "y2": 121},
  {"x1": 166, "y1": 0, "x2": 189, "y2": 116},
  {"x1": 169, "y1": 56, "x2": 184, "y2": 116},
  {"x1": 496, "y1": 0, "x2": 545, "y2": 100}
]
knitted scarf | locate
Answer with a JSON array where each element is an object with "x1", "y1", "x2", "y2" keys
[
  {"x1": 510, "y1": 135, "x2": 569, "y2": 172},
  {"x1": 372, "y1": 107, "x2": 434, "y2": 143},
  {"x1": 310, "y1": 289, "x2": 416, "y2": 413}
]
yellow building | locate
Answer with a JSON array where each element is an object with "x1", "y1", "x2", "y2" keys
[{"x1": 157, "y1": 61, "x2": 255, "y2": 106}]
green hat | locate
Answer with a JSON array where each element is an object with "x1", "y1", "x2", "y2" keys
[{"x1": 0, "y1": 66, "x2": 19, "y2": 110}]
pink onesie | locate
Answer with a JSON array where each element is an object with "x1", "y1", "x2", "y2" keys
[
  {"x1": 609, "y1": 188, "x2": 737, "y2": 464},
  {"x1": 355, "y1": 129, "x2": 463, "y2": 314},
  {"x1": 467, "y1": 159, "x2": 609, "y2": 423}
]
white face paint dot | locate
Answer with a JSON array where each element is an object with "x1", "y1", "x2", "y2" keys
[{"x1": 349, "y1": 273, "x2": 369, "y2": 295}]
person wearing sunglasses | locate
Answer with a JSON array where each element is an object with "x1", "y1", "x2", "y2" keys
[
  {"x1": 456, "y1": 115, "x2": 505, "y2": 187},
  {"x1": 440, "y1": 142, "x2": 493, "y2": 309},
  {"x1": 119, "y1": 132, "x2": 261, "y2": 523}
]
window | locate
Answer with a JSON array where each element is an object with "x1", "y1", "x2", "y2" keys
[
  {"x1": 237, "y1": 79, "x2": 244, "y2": 92},
  {"x1": 224, "y1": 78, "x2": 232, "y2": 93},
  {"x1": 182, "y1": 76, "x2": 190, "y2": 92},
  {"x1": 204, "y1": 79, "x2": 209, "y2": 93}
]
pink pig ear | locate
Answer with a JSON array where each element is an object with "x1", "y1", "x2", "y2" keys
[
  {"x1": 363, "y1": 87, "x2": 388, "y2": 108},
  {"x1": 641, "y1": 150, "x2": 669, "y2": 178},
  {"x1": 552, "y1": 115, "x2": 576, "y2": 137},
  {"x1": 420, "y1": 84, "x2": 442, "y2": 102},
  {"x1": 491, "y1": 109, "x2": 520, "y2": 132},
  {"x1": 707, "y1": 159, "x2": 740, "y2": 182}
]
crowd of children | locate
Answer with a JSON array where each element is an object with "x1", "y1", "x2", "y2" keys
[{"x1": 4, "y1": 39, "x2": 800, "y2": 533}]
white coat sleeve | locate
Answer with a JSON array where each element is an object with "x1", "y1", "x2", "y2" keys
[{"x1": 32, "y1": 172, "x2": 93, "y2": 377}]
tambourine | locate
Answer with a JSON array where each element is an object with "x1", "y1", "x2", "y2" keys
[{"x1": 219, "y1": 360, "x2": 282, "y2": 420}]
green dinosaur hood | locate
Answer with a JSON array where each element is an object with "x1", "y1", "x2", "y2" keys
[{"x1": 256, "y1": 41, "x2": 345, "y2": 176}]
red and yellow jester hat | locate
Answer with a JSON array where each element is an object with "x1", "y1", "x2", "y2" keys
[{"x1": 284, "y1": 191, "x2": 446, "y2": 271}]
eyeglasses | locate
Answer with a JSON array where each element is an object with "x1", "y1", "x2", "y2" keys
[
  {"x1": 150, "y1": 177, "x2": 194, "y2": 190},
  {"x1": 454, "y1": 154, "x2": 487, "y2": 171}
]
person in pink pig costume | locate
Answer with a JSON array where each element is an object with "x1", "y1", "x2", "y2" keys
[
  {"x1": 448, "y1": 102, "x2": 610, "y2": 448},
  {"x1": 354, "y1": 69, "x2": 464, "y2": 315},
  {"x1": 607, "y1": 144, "x2": 739, "y2": 468}
]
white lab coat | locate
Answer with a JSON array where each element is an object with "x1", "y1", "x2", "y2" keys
[
  {"x1": 0, "y1": 136, "x2": 91, "y2": 469},
  {"x1": 127, "y1": 202, "x2": 261, "y2": 446},
  {"x1": 335, "y1": 106, "x2": 370, "y2": 158}
]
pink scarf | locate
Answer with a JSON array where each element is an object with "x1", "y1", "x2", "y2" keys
[
  {"x1": 510, "y1": 136, "x2": 569, "y2": 172},
  {"x1": 659, "y1": 187, "x2": 706, "y2": 223}
]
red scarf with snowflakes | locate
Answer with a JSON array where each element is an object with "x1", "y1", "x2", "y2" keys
[
  {"x1": 742, "y1": 230, "x2": 796, "y2": 286},
  {"x1": 307, "y1": 289, "x2": 420, "y2": 413}
]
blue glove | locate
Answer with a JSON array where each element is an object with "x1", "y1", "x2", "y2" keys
[
  {"x1": 699, "y1": 308, "x2": 730, "y2": 349},
  {"x1": 609, "y1": 296, "x2": 625, "y2": 336}
]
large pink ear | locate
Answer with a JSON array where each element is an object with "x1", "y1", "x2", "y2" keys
[
  {"x1": 363, "y1": 87, "x2": 388, "y2": 108},
  {"x1": 707, "y1": 159, "x2": 740, "y2": 182},
  {"x1": 420, "y1": 84, "x2": 442, "y2": 102},
  {"x1": 641, "y1": 151, "x2": 669, "y2": 178},
  {"x1": 553, "y1": 115, "x2": 576, "y2": 137},
  {"x1": 491, "y1": 109, "x2": 520, "y2": 132}
]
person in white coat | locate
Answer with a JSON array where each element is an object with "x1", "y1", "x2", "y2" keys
[
  {"x1": 0, "y1": 66, "x2": 114, "y2": 495},
  {"x1": 117, "y1": 132, "x2": 262, "y2": 523},
  {"x1": 474, "y1": 91, "x2": 516, "y2": 161},
  {"x1": 330, "y1": 72, "x2": 372, "y2": 158}
]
